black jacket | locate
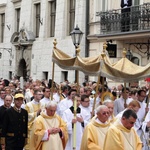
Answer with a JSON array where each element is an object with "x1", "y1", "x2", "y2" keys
[
  {"x1": 1, "y1": 107, "x2": 28, "y2": 149},
  {"x1": 121, "y1": 0, "x2": 132, "y2": 8}
]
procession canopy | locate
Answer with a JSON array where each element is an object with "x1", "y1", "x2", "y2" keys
[
  {"x1": 52, "y1": 40, "x2": 111, "y2": 76},
  {"x1": 52, "y1": 39, "x2": 150, "y2": 82},
  {"x1": 101, "y1": 50, "x2": 150, "y2": 82}
]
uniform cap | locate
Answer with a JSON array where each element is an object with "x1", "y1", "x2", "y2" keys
[{"x1": 14, "y1": 93, "x2": 24, "y2": 99}]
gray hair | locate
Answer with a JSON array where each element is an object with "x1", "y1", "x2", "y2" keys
[
  {"x1": 103, "y1": 99, "x2": 114, "y2": 105},
  {"x1": 45, "y1": 101, "x2": 57, "y2": 108},
  {"x1": 95, "y1": 105, "x2": 108, "y2": 114}
]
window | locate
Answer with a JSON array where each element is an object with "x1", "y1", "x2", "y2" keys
[
  {"x1": 68, "y1": 0, "x2": 76, "y2": 34},
  {"x1": 43, "y1": 72, "x2": 48, "y2": 80},
  {"x1": 35, "y1": 3, "x2": 41, "y2": 38},
  {"x1": 9, "y1": 71, "x2": 12, "y2": 80},
  {"x1": 0, "y1": 13, "x2": 5, "y2": 43},
  {"x1": 49, "y1": 0, "x2": 56, "y2": 37},
  {"x1": 16, "y1": 8, "x2": 20, "y2": 32},
  {"x1": 61, "y1": 71, "x2": 68, "y2": 82},
  {"x1": 133, "y1": 0, "x2": 139, "y2": 6},
  {"x1": 101, "y1": 0, "x2": 108, "y2": 11}
]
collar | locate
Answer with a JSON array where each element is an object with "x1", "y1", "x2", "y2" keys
[
  {"x1": 32, "y1": 99, "x2": 40, "y2": 104},
  {"x1": 13, "y1": 106, "x2": 21, "y2": 113},
  {"x1": 95, "y1": 118, "x2": 108, "y2": 125}
]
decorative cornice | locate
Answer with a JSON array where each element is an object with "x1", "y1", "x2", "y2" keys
[{"x1": 11, "y1": 0, "x2": 22, "y2": 3}]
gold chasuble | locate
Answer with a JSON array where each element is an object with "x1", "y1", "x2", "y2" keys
[
  {"x1": 80, "y1": 117, "x2": 110, "y2": 150},
  {"x1": 103, "y1": 119, "x2": 142, "y2": 150},
  {"x1": 109, "y1": 114, "x2": 117, "y2": 123},
  {"x1": 30, "y1": 112, "x2": 68, "y2": 150}
]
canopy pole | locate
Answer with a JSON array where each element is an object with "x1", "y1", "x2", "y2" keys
[
  {"x1": 51, "y1": 62, "x2": 55, "y2": 100},
  {"x1": 73, "y1": 97, "x2": 77, "y2": 150},
  {"x1": 124, "y1": 82, "x2": 127, "y2": 108},
  {"x1": 76, "y1": 70, "x2": 79, "y2": 94},
  {"x1": 76, "y1": 46, "x2": 80, "y2": 94},
  {"x1": 144, "y1": 88, "x2": 150, "y2": 120},
  {"x1": 51, "y1": 39, "x2": 57, "y2": 100},
  {"x1": 91, "y1": 76, "x2": 100, "y2": 118}
]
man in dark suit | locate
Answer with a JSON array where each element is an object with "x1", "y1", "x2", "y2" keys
[
  {"x1": 0, "y1": 95, "x2": 13, "y2": 150},
  {"x1": 1, "y1": 93, "x2": 28, "y2": 150},
  {"x1": 121, "y1": 0, "x2": 132, "y2": 32}
]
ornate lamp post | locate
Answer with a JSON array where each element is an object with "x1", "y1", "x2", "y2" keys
[
  {"x1": 70, "y1": 25, "x2": 83, "y2": 83},
  {"x1": 126, "y1": 49, "x2": 133, "y2": 60}
]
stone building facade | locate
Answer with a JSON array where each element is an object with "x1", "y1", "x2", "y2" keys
[
  {"x1": 88, "y1": 0, "x2": 150, "y2": 87},
  {"x1": 0, "y1": 0, "x2": 87, "y2": 84}
]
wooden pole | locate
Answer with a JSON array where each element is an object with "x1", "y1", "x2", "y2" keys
[
  {"x1": 51, "y1": 39, "x2": 57, "y2": 100},
  {"x1": 124, "y1": 82, "x2": 127, "y2": 108},
  {"x1": 73, "y1": 97, "x2": 77, "y2": 150},
  {"x1": 143, "y1": 88, "x2": 150, "y2": 120},
  {"x1": 51, "y1": 62, "x2": 55, "y2": 100},
  {"x1": 76, "y1": 70, "x2": 79, "y2": 94},
  {"x1": 76, "y1": 46, "x2": 80, "y2": 94},
  {"x1": 91, "y1": 76, "x2": 100, "y2": 118}
]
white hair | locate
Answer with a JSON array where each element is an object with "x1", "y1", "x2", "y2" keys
[
  {"x1": 103, "y1": 99, "x2": 114, "y2": 105},
  {"x1": 45, "y1": 101, "x2": 57, "y2": 108},
  {"x1": 95, "y1": 105, "x2": 108, "y2": 114}
]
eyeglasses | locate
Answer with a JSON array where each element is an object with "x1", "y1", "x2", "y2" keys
[{"x1": 102, "y1": 112, "x2": 109, "y2": 115}]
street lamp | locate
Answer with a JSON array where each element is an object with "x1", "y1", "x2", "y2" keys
[
  {"x1": 70, "y1": 25, "x2": 83, "y2": 49},
  {"x1": 126, "y1": 49, "x2": 133, "y2": 60},
  {"x1": 70, "y1": 25, "x2": 83, "y2": 84}
]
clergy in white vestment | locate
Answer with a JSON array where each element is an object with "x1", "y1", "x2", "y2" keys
[
  {"x1": 62, "y1": 94, "x2": 89, "y2": 150},
  {"x1": 40, "y1": 87, "x2": 51, "y2": 104},
  {"x1": 114, "y1": 87, "x2": 133, "y2": 116},
  {"x1": 57, "y1": 89, "x2": 77, "y2": 117},
  {"x1": 136, "y1": 89, "x2": 147, "y2": 138},
  {"x1": 79, "y1": 94, "x2": 91, "y2": 123},
  {"x1": 142, "y1": 109, "x2": 150, "y2": 150}
]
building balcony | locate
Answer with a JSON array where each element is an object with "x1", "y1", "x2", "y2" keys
[{"x1": 95, "y1": 3, "x2": 150, "y2": 39}]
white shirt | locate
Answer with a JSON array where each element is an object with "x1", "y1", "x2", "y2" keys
[
  {"x1": 57, "y1": 98, "x2": 73, "y2": 117},
  {"x1": 114, "y1": 97, "x2": 133, "y2": 116},
  {"x1": 40, "y1": 97, "x2": 50, "y2": 104},
  {"x1": 0, "y1": 98, "x2": 4, "y2": 106}
]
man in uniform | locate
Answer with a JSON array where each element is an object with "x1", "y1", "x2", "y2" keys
[{"x1": 1, "y1": 93, "x2": 28, "y2": 150}]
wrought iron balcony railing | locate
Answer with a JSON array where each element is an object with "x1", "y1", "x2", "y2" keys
[{"x1": 96, "y1": 3, "x2": 150, "y2": 34}]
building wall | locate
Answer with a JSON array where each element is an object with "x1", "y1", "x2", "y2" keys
[
  {"x1": 0, "y1": 0, "x2": 86, "y2": 84},
  {"x1": 88, "y1": 0, "x2": 150, "y2": 87}
]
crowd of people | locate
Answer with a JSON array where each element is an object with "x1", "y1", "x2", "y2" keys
[{"x1": 0, "y1": 77, "x2": 150, "y2": 150}]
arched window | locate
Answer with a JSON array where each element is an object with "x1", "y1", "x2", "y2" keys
[{"x1": 131, "y1": 56, "x2": 139, "y2": 65}]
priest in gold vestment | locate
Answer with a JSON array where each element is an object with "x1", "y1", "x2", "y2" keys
[
  {"x1": 24, "y1": 89, "x2": 45, "y2": 150},
  {"x1": 80, "y1": 105, "x2": 111, "y2": 150},
  {"x1": 103, "y1": 109, "x2": 142, "y2": 150},
  {"x1": 30, "y1": 101, "x2": 68, "y2": 150}
]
